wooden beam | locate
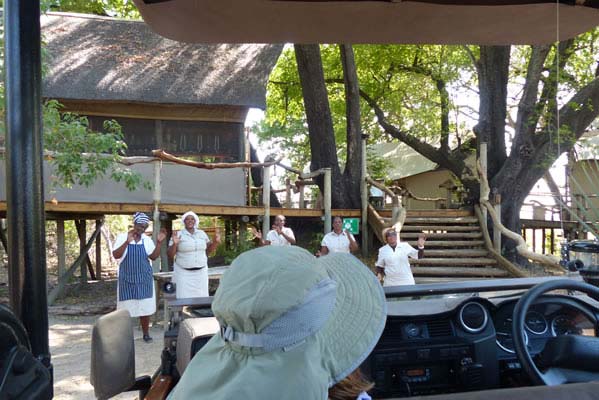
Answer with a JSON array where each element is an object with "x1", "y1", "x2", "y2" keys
[
  {"x1": 57, "y1": 220, "x2": 65, "y2": 279},
  {"x1": 75, "y1": 219, "x2": 96, "y2": 282},
  {"x1": 0, "y1": 201, "x2": 362, "y2": 218},
  {"x1": 48, "y1": 221, "x2": 103, "y2": 305},
  {"x1": 56, "y1": 99, "x2": 248, "y2": 123}
]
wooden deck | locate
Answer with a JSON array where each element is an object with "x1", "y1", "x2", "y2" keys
[{"x1": 0, "y1": 201, "x2": 474, "y2": 219}]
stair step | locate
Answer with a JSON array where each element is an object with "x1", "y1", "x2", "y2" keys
[
  {"x1": 404, "y1": 217, "x2": 478, "y2": 224},
  {"x1": 401, "y1": 232, "x2": 482, "y2": 239},
  {"x1": 415, "y1": 277, "x2": 485, "y2": 283},
  {"x1": 407, "y1": 240, "x2": 486, "y2": 247},
  {"x1": 420, "y1": 249, "x2": 489, "y2": 257},
  {"x1": 411, "y1": 266, "x2": 509, "y2": 278},
  {"x1": 402, "y1": 225, "x2": 481, "y2": 232},
  {"x1": 410, "y1": 257, "x2": 497, "y2": 266},
  {"x1": 406, "y1": 210, "x2": 474, "y2": 218}
]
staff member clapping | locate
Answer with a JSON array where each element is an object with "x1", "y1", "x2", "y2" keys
[
  {"x1": 319, "y1": 216, "x2": 359, "y2": 256},
  {"x1": 168, "y1": 211, "x2": 221, "y2": 299}
]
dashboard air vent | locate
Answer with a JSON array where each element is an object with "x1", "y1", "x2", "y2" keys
[
  {"x1": 426, "y1": 319, "x2": 453, "y2": 337},
  {"x1": 459, "y1": 302, "x2": 488, "y2": 333}
]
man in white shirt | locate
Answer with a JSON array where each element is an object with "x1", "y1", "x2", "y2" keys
[
  {"x1": 375, "y1": 228, "x2": 425, "y2": 286},
  {"x1": 319, "y1": 216, "x2": 359, "y2": 255},
  {"x1": 252, "y1": 215, "x2": 296, "y2": 246}
]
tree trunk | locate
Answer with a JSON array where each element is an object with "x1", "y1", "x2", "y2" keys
[
  {"x1": 475, "y1": 46, "x2": 510, "y2": 179},
  {"x1": 295, "y1": 44, "x2": 356, "y2": 208},
  {"x1": 339, "y1": 44, "x2": 362, "y2": 208}
]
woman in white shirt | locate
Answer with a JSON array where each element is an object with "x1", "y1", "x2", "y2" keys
[
  {"x1": 167, "y1": 211, "x2": 221, "y2": 299},
  {"x1": 375, "y1": 228, "x2": 425, "y2": 286}
]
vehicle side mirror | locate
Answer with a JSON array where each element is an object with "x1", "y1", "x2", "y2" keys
[{"x1": 90, "y1": 309, "x2": 136, "y2": 400}]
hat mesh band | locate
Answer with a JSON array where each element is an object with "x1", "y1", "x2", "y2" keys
[{"x1": 220, "y1": 278, "x2": 337, "y2": 352}]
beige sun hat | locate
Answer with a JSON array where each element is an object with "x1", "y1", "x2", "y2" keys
[{"x1": 167, "y1": 246, "x2": 387, "y2": 400}]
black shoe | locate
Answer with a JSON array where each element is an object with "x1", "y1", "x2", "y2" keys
[{"x1": 143, "y1": 334, "x2": 153, "y2": 343}]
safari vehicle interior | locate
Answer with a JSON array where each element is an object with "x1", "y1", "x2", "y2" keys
[{"x1": 3, "y1": 1, "x2": 599, "y2": 400}]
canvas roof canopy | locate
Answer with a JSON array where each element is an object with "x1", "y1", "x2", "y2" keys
[{"x1": 132, "y1": 0, "x2": 599, "y2": 45}]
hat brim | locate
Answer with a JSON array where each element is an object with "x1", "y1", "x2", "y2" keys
[
  {"x1": 168, "y1": 248, "x2": 387, "y2": 400},
  {"x1": 315, "y1": 252, "x2": 387, "y2": 385}
]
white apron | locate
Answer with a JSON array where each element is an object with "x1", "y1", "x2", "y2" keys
[{"x1": 174, "y1": 263, "x2": 209, "y2": 299}]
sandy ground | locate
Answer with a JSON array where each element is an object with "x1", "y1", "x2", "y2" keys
[{"x1": 50, "y1": 314, "x2": 165, "y2": 400}]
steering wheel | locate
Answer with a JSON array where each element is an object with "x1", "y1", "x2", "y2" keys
[{"x1": 512, "y1": 279, "x2": 599, "y2": 386}]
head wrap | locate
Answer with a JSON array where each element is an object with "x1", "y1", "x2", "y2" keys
[
  {"x1": 181, "y1": 211, "x2": 200, "y2": 229},
  {"x1": 133, "y1": 212, "x2": 150, "y2": 225}
]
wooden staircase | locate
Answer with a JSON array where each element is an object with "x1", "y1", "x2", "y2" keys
[{"x1": 370, "y1": 209, "x2": 513, "y2": 281}]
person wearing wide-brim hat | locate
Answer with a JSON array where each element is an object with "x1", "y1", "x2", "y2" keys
[
  {"x1": 113, "y1": 212, "x2": 166, "y2": 343},
  {"x1": 167, "y1": 246, "x2": 387, "y2": 400}
]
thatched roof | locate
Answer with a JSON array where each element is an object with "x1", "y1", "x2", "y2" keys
[{"x1": 41, "y1": 13, "x2": 283, "y2": 109}]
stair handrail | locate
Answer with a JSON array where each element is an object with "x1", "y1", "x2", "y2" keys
[
  {"x1": 477, "y1": 161, "x2": 563, "y2": 273},
  {"x1": 365, "y1": 176, "x2": 406, "y2": 233}
]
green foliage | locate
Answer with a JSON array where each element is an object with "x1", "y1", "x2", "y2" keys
[
  {"x1": 260, "y1": 44, "x2": 475, "y2": 179},
  {"x1": 214, "y1": 233, "x2": 257, "y2": 265},
  {"x1": 42, "y1": 0, "x2": 140, "y2": 18},
  {"x1": 43, "y1": 101, "x2": 149, "y2": 191}
]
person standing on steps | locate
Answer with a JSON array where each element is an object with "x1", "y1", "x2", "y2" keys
[
  {"x1": 375, "y1": 228, "x2": 426, "y2": 286},
  {"x1": 113, "y1": 212, "x2": 166, "y2": 343}
]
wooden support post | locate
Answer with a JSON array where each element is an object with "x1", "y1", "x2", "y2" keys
[
  {"x1": 493, "y1": 194, "x2": 501, "y2": 252},
  {"x1": 324, "y1": 168, "x2": 332, "y2": 234},
  {"x1": 285, "y1": 178, "x2": 292, "y2": 208},
  {"x1": 542, "y1": 228, "x2": 546, "y2": 254},
  {"x1": 77, "y1": 219, "x2": 87, "y2": 284},
  {"x1": 239, "y1": 218, "x2": 248, "y2": 245},
  {"x1": 162, "y1": 217, "x2": 172, "y2": 272},
  {"x1": 262, "y1": 166, "x2": 271, "y2": 238},
  {"x1": 361, "y1": 135, "x2": 369, "y2": 256},
  {"x1": 550, "y1": 228, "x2": 555, "y2": 255},
  {"x1": 57, "y1": 219, "x2": 65, "y2": 279},
  {"x1": 532, "y1": 228, "x2": 537, "y2": 253},
  {"x1": 225, "y1": 219, "x2": 232, "y2": 249},
  {"x1": 232, "y1": 220, "x2": 239, "y2": 248},
  {"x1": 480, "y1": 142, "x2": 488, "y2": 222},
  {"x1": 95, "y1": 219, "x2": 102, "y2": 280},
  {"x1": 48, "y1": 222, "x2": 103, "y2": 305},
  {"x1": 299, "y1": 186, "x2": 305, "y2": 209},
  {"x1": 152, "y1": 160, "x2": 162, "y2": 273}
]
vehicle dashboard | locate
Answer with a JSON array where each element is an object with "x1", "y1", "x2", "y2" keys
[{"x1": 363, "y1": 294, "x2": 599, "y2": 398}]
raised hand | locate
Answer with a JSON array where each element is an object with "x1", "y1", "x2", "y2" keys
[
  {"x1": 250, "y1": 226, "x2": 262, "y2": 240},
  {"x1": 127, "y1": 229, "x2": 136, "y2": 242},
  {"x1": 157, "y1": 228, "x2": 167, "y2": 244},
  {"x1": 417, "y1": 233, "x2": 426, "y2": 248},
  {"x1": 172, "y1": 230, "x2": 181, "y2": 245}
]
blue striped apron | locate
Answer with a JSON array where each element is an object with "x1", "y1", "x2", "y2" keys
[{"x1": 118, "y1": 240, "x2": 153, "y2": 301}]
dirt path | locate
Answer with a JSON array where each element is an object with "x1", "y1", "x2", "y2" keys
[{"x1": 50, "y1": 314, "x2": 164, "y2": 400}]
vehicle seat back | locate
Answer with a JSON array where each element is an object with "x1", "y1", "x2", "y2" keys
[
  {"x1": 90, "y1": 309, "x2": 135, "y2": 400},
  {"x1": 176, "y1": 317, "x2": 219, "y2": 374}
]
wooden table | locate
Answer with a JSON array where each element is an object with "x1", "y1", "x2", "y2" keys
[{"x1": 153, "y1": 266, "x2": 229, "y2": 327}]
